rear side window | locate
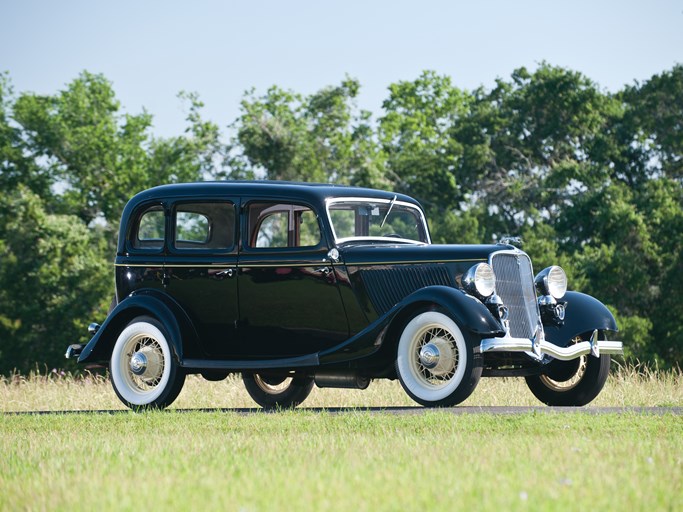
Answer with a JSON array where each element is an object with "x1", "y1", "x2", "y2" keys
[
  {"x1": 174, "y1": 202, "x2": 235, "y2": 251},
  {"x1": 134, "y1": 206, "x2": 165, "y2": 250}
]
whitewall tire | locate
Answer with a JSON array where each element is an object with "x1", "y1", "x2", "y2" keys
[
  {"x1": 110, "y1": 316, "x2": 185, "y2": 410},
  {"x1": 396, "y1": 310, "x2": 482, "y2": 407}
]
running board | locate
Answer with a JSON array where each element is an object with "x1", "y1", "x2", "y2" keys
[{"x1": 181, "y1": 353, "x2": 319, "y2": 370}]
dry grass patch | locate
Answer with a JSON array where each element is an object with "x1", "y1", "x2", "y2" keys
[{"x1": 1, "y1": 364, "x2": 681, "y2": 412}]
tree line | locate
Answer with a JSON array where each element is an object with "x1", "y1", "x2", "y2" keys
[{"x1": 1, "y1": 63, "x2": 681, "y2": 373}]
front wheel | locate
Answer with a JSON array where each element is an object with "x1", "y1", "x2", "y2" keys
[
  {"x1": 525, "y1": 333, "x2": 611, "y2": 406},
  {"x1": 395, "y1": 310, "x2": 482, "y2": 407},
  {"x1": 242, "y1": 373, "x2": 314, "y2": 409},
  {"x1": 110, "y1": 316, "x2": 185, "y2": 410}
]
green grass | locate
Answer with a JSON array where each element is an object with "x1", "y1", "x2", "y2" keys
[
  {"x1": 1, "y1": 411, "x2": 681, "y2": 511},
  {"x1": 1, "y1": 368, "x2": 682, "y2": 511}
]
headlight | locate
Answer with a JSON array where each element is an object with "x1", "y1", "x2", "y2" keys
[
  {"x1": 535, "y1": 266, "x2": 567, "y2": 299},
  {"x1": 463, "y1": 263, "x2": 496, "y2": 298}
]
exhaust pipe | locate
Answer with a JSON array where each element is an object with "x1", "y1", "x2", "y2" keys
[{"x1": 314, "y1": 372, "x2": 370, "y2": 389}]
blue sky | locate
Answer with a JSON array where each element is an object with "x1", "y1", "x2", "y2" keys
[{"x1": 2, "y1": 0, "x2": 682, "y2": 138}]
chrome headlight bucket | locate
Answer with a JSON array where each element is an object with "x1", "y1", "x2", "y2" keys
[
  {"x1": 463, "y1": 263, "x2": 496, "y2": 299},
  {"x1": 535, "y1": 266, "x2": 567, "y2": 299}
]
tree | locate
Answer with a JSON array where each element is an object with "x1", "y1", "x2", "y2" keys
[
  {"x1": 13, "y1": 72, "x2": 223, "y2": 227},
  {"x1": 226, "y1": 77, "x2": 384, "y2": 187},
  {"x1": 0, "y1": 73, "x2": 52, "y2": 200},
  {"x1": 0, "y1": 187, "x2": 110, "y2": 373},
  {"x1": 622, "y1": 65, "x2": 683, "y2": 180},
  {"x1": 379, "y1": 71, "x2": 471, "y2": 212}
]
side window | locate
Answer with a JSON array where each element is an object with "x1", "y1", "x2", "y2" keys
[
  {"x1": 176, "y1": 212, "x2": 210, "y2": 245},
  {"x1": 134, "y1": 206, "x2": 165, "y2": 250},
  {"x1": 299, "y1": 209, "x2": 321, "y2": 247},
  {"x1": 249, "y1": 202, "x2": 321, "y2": 249},
  {"x1": 256, "y1": 211, "x2": 289, "y2": 248},
  {"x1": 174, "y1": 202, "x2": 235, "y2": 250}
]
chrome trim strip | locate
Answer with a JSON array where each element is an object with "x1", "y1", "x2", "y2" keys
[
  {"x1": 238, "y1": 263, "x2": 325, "y2": 268},
  {"x1": 114, "y1": 263, "x2": 165, "y2": 267},
  {"x1": 115, "y1": 263, "x2": 316, "y2": 268},
  {"x1": 347, "y1": 258, "x2": 486, "y2": 266},
  {"x1": 480, "y1": 336, "x2": 623, "y2": 361},
  {"x1": 116, "y1": 259, "x2": 486, "y2": 268}
]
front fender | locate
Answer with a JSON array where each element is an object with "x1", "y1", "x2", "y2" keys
[
  {"x1": 544, "y1": 291, "x2": 618, "y2": 348},
  {"x1": 319, "y1": 285, "x2": 503, "y2": 365},
  {"x1": 78, "y1": 289, "x2": 199, "y2": 365},
  {"x1": 397, "y1": 286, "x2": 505, "y2": 336}
]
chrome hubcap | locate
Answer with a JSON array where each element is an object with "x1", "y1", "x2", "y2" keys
[
  {"x1": 130, "y1": 352, "x2": 148, "y2": 375},
  {"x1": 419, "y1": 344, "x2": 440, "y2": 368}
]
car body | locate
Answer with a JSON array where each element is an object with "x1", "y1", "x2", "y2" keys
[{"x1": 66, "y1": 181, "x2": 623, "y2": 409}]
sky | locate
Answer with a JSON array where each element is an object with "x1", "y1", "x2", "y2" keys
[{"x1": 2, "y1": 0, "x2": 682, "y2": 138}]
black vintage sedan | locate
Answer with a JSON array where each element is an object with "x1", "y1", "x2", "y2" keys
[{"x1": 66, "y1": 181, "x2": 622, "y2": 410}]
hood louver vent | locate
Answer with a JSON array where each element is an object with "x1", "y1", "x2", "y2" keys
[{"x1": 360, "y1": 265, "x2": 455, "y2": 315}]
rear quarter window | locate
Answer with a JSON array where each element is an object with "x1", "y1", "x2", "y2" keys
[{"x1": 134, "y1": 206, "x2": 165, "y2": 250}]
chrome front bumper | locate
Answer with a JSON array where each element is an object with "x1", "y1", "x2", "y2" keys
[{"x1": 480, "y1": 329, "x2": 623, "y2": 361}]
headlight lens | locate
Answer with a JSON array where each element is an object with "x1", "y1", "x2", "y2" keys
[
  {"x1": 463, "y1": 263, "x2": 496, "y2": 298},
  {"x1": 535, "y1": 266, "x2": 567, "y2": 299}
]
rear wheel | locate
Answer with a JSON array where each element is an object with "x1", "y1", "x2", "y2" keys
[
  {"x1": 525, "y1": 333, "x2": 611, "y2": 406},
  {"x1": 395, "y1": 310, "x2": 482, "y2": 407},
  {"x1": 242, "y1": 373, "x2": 314, "y2": 409},
  {"x1": 110, "y1": 316, "x2": 185, "y2": 410}
]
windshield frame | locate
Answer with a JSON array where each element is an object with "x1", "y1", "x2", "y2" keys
[{"x1": 325, "y1": 196, "x2": 432, "y2": 245}]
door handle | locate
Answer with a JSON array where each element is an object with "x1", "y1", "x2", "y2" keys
[
  {"x1": 314, "y1": 266, "x2": 332, "y2": 275},
  {"x1": 216, "y1": 268, "x2": 235, "y2": 278}
]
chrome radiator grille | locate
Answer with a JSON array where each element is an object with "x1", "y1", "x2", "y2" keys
[{"x1": 490, "y1": 252, "x2": 540, "y2": 339}]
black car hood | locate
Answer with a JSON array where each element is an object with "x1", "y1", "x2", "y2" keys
[{"x1": 337, "y1": 243, "x2": 511, "y2": 266}]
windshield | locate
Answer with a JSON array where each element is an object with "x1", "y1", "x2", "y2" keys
[{"x1": 327, "y1": 197, "x2": 430, "y2": 244}]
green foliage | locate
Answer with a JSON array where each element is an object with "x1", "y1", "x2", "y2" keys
[
  {"x1": 12, "y1": 73, "x2": 222, "y2": 225},
  {"x1": 379, "y1": 71, "x2": 470, "y2": 211},
  {"x1": 226, "y1": 77, "x2": 386, "y2": 187},
  {"x1": 0, "y1": 187, "x2": 110, "y2": 373}
]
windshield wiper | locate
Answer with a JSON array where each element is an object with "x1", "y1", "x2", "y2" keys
[{"x1": 380, "y1": 195, "x2": 397, "y2": 228}]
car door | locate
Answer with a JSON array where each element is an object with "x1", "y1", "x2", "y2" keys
[
  {"x1": 236, "y1": 199, "x2": 349, "y2": 358},
  {"x1": 163, "y1": 199, "x2": 240, "y2": 357}
]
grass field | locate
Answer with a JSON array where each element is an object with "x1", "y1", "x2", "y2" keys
[{"x1": 1, "y1": 367, "x2": 682, "y2": 511}]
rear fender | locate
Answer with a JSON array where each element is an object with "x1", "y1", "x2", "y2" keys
[
  {"x1": 78, "y1": 289, "x2": 199, "y2": 365},
  {"x1": 544, "y1": 291, "x2": 618, "y2": 348}
]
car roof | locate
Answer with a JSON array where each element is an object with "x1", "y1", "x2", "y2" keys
[{"x1": 127, "y1": 181, "x2": 421, "y2": 207}]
